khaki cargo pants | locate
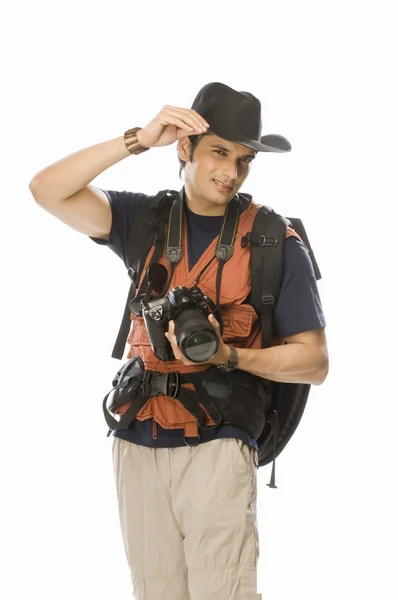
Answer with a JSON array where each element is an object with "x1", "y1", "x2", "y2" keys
[{"x1": 112, "y1": 437, "x2": 262, "y2": 600}]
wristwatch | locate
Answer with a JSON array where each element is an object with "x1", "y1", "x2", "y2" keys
[{"x1": 217, "y1": 345, "x2": 239, "y2": 372}]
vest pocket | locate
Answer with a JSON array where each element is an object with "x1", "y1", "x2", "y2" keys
[
  {"x1": 221, "y1": 303, "x2": 258, "y2": 345},
  {"x1": 127, "y1": 317, "x2": 162, "y2": 371}
]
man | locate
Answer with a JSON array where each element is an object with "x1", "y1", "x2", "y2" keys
[{"x1": 29, "y1": 82, "x2": 328, "y2": 600}]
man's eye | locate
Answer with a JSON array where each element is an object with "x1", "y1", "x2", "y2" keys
[{"x1": 213, "y1": 149, "x2": 251, "y2": 163}]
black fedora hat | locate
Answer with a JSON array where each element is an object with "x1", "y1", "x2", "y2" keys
[{"x1": 191, "y1": 82, "x2": 291, "y2": 153}]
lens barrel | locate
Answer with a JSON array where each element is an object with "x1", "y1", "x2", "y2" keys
[{"x1": 174, "y1": 309, "x2": 219, "y2": 362}]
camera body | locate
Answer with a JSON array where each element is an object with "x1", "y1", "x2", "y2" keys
[{"x1": 142, "y1": 285, "x2": 219, "y2": 363}]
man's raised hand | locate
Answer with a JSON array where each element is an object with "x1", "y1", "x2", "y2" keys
[{"x1": 137, "y1": 106, "x2": 210, "y2": 148}]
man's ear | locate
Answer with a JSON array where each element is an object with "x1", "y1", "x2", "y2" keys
[{"x1": 177, "y1": 136, "x2": 192, "y2": 162}]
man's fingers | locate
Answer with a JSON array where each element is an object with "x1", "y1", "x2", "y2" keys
[
  {"x1": 165, "y1": 106, "x2": 210, "y2": 130},
  {"x1": 162, "y1": 107, "x2": 209, "y2": 133},
  {"x1": 161, "y1": 115, "x2": 194, "y2": 132},
  {"x1": 209, "y1": 314, "x2": 219, "y2": 327}
]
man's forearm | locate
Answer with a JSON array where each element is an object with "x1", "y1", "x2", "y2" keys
[
  {"x1": 233, "y1": 340, "x2": 328, "y2": 385},
  {"x1": 29, "y1": 135, "x2": 131, "y2": 204}
]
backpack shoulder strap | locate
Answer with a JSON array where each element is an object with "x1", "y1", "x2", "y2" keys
[
  {"x1": 248, "y1": 205, "x2": 288, "y2": 348},
  {"x1": 112, "y1": 189, "x2": 177, "y2": 359},
  {"x1": 249, "y1": 207, "x2": 322, "y2": 348},
  {"x1": 126, "y1": 189, "x2": 175, "y2": 272}
]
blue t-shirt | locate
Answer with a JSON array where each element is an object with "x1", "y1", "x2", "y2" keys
[{"x1": 91, "y1": 189, "x2": 326, "y2": 449}]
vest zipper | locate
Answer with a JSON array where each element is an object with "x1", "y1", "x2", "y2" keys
[{"x1": 152, "y1": 420, "x2": 158, "y2": 439}]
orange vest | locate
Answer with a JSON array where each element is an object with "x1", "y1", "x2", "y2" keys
[{"x1": 118, "y1": 198, "x2": 301, "y2": 438}]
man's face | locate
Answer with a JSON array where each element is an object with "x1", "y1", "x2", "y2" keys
[{"x1": 178, "y1": 133, "x2": 257, "y2": 213}]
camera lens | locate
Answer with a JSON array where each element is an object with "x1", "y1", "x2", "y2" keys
[
  {"x1": 175, "y1": 308, "x2": 219, "y2": 362},
  {"x1": 183, "y1": 331, "x2": 219, "y2": 362}
]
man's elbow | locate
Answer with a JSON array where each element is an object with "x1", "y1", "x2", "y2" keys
[{"x1": 313, "y1": 351, "x2": 329, "y2": 386}]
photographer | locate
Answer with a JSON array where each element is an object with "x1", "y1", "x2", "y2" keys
[{"x1": 29, "y1": 82, "x2": 328, "y2": 600}]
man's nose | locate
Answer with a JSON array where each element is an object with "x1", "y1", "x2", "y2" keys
[{"x1": 222, "y1": 161, "x2": 239, "y2": 181}]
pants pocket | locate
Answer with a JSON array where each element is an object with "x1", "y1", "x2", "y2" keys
[{"x1": 233, "y1": 438, "x2": 254, "y2": 477}]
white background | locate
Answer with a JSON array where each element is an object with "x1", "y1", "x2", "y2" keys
[{"x1": 2, "y1": 1, "x2": 397, "y2": 599}]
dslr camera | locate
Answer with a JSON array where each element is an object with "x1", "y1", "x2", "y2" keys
[{"x1": 142, "y1": 284, "x2": 220, "y2": 363}]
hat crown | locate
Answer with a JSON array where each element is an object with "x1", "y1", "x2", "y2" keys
[{"x1": 192, "y1": 82, "x2": 263, "y2": 143}]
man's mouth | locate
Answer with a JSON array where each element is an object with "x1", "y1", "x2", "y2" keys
[{"x1": 213, "y1": 179, "x2": 233, "y2": 192}]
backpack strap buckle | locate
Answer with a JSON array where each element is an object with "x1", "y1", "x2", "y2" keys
[
  {"x1": 166, "y1": 371, "x2": 180, "y2": 398},
  {"x1": 127, "y1": 267, "x2": 136, "y2": 282},
  {"x1": 142, "y1": 370, "x2": 181, "y2": 398},
  {"x1": 240, "y1": 232, "x2": 278, "y2": 247},
  {"x1": 260, "y1": 235, "x2": 278, "y2": 247}
]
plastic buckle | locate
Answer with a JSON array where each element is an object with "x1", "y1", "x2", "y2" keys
[
  {"x1": 241, "y1": 232, "x2": 251, "y2": 248},
  {"x1": 260, "y1": 236, "x2": 278, "y2": 247},
  {"x1": 147, "y1": 371, "x2": 180, "y2": 397},
  {"x1": 142, "y1": 371, "x2": 152, "y2": 397},
  {"x1": 167, "y1": 371, "x2": 180, "y2": 398},
  {"x1": 128, "y1": 297, "x2": 143, "y2": 316},
  {"x1": 141, "y1": 370, "x2": 181, "y2": 398},
  {"x1": 127, "y1": 268, "x2": 136, "y2": 282}
]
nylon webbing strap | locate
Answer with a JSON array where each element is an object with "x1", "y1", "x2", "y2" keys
[
  {"x1": 112, "y1": 222, "x2": 168, "y2": 359},
  {"x1": 111, "y1": 189, "x2": 175, "y2": 360},
  {"x1": 174, "y1": 388, "x2": 210, "y2": 429},
  {"x1": 112, "y1": 287, "x2": 139, "y2": 360},
  {"x1": 265, "y1": 411, "x2": 280, "y2": 488},
  {"x1": 181, "y1": 371, "x2": 224, "y2": 428},
  {"x1": 165, "y1": 190, "x2": 184, "y2": 264},
  {"x1": 132, "y1": 219, "x2": 167, "y2": 309},
  {"x1": 215, "y1": 195, "x2": 241, "y2": 262},
  {"x1": 214, "y1": 195, "x2": 241, "y2": 333},
  {"x1": 102, "y1": 391, "x2": 149, "y2": 434},
  {"x1": 126, "y1": 189, "x2": 171, "y2": 274},
  {"x1": 250, "y1": 207, "x2": 286, "y2": 348}
]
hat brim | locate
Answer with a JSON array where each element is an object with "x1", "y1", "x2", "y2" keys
[
  {"x1": 207, "y1": 129, "x2": 291, "y2": 153},
  {"x1": 251, "y1": 134, "x2": 291, "y2": 153}
]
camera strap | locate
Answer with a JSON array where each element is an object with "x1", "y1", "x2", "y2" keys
[
  {"x1": 165, "y1": 191, "x2": 241, "y2": 334},
  {"x1": 112, "y1": 189, "x2": 178, "y2": 359},
  {"x1": 135, "y1": 187, "x2": 185, "y2": 304},
  {"x1": 214, "y1": 195, "x2": 241, "y2": 333},
  {"x1": 157, "y1": 187, "x2": 185, "y2": 296}
]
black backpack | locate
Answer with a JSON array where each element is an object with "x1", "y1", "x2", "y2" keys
[{"x1": 111, "y1": 189, "x2": 322, "y2": 487}]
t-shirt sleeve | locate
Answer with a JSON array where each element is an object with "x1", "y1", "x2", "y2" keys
[
  {"x1": 274, "y1": 236, "x2": 326, "y2": 337},
  {"x1": 89, "y1": 190, "x2": 151, "y2": 267}
]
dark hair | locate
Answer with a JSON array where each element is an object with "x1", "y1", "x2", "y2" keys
[{"x1": 178, "y1": 132, "x2": 213, "y2": 179}]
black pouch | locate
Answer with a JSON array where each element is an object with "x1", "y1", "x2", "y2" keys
[
  {"x1": 185, "y1": 367, "x2": 272, "y2": 439},
  {"x1": 104, "y1": 356, "x2": 146, "y2": 415}
]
